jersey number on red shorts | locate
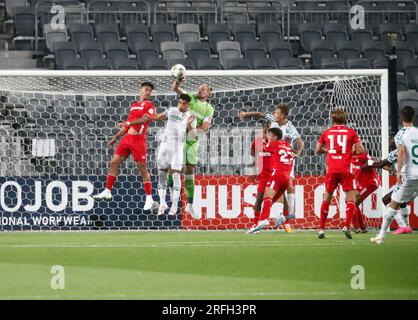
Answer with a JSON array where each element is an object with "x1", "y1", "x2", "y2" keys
[{"x1": 327, "y1": 134, "x2": 347, "y2": 154}]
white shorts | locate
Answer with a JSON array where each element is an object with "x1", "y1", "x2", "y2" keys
[
  {"x1": 391, "y1": 179, "x2": 418, "y2": 204},
  {"x1": 157, "y1": 141, "x2": 185, "y2": 171}
]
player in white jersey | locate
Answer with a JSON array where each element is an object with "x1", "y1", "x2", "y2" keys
[
  {"x1": 154, "y1": 94, "x2": 197, "y2": 215},
  {"x1": 239, "y1": 104, "x2": 304, "y2": 228},
  {"x1": 371, "y1": 106, "x2": 417, "y2": 244},
  {"x1": 371, "y1": 146, "x2": 414, "y2": 234}
]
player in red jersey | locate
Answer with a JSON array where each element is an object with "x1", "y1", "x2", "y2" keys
[
  {"x1": 246, "y1": 121, "x2": 271, "y2": 233},
  {"x1": 93, "y1": 82, "x2": 156, "y2": 210},
  {"x1": 247, "y1": 127, "x2": 294, "y2": 234},
  {"x1": 350, "y1": 149, "x2": 380, "y2": 233},
  {"x1": 315, "y1": 109, "x2": 365, "y2": 239}
]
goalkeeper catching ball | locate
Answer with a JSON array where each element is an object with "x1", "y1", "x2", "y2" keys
[{"x1": 170, "y1": 78, "x2": 214, "y2": 218}]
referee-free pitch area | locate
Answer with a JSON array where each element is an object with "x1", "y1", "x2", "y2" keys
[{"x1": 0, "y1": 231, "x2": 417, "y2": 300}]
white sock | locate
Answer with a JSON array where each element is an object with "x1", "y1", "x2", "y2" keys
[
  {"x1": 172, "y1": 172, "x2": 181, "y2": 208},
  {"x1": 378, "y1": 207, "x2": 397, "y2": 238},
  {"x1": 276, "y1": 202, "x2": 284, "y2": 216},
  {"x1": 400, "y1": 206, "x2": 410, "y2": 227},
  {"x1": 158, "y1": 170, "x2": 168, "y2": 205},
  {"x1": 394, "y1": 211, "x2": 407, "y2": 228},
  {"x1": 287, "y1": 193, "x2": 295, "y2": 216},
  {"x1": 158, "y1": 189, "x2": 167, "y2": 206}
]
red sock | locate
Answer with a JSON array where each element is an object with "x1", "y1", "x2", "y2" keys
[
  {"x1": 144, "y1": 181, "x2": 152, "y2": 195},
  {"x1": 254, "y1": 210, "x2": 260, "y2": 225},
  {"x1": 352, "y1": 208, "x2": 360, "y2": 229},
  {"x1": 283, "y1": 209, "x2": 289, "y2": 217},
  {"x1": 345, "y1": 201, "x2": 356, "y2": 229},
  {"x1": 356, "y1": 207, "x2": 366, "y2": 230},
  {"x1": 105, "y1": 175, "x2": 116, "y2": 190},
  {"x1": 320, "y1": 201, "x2": 330, "y2": 230},
  {"x1": 259, "y1": 197, "x2": 273, "y2": 221}
]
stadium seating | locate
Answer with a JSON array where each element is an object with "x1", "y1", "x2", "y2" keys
[
  {"x1": 150, "y1": 24, "x2": 175, "y2": 46},
  {"x1": 53, "y1": 42, "x2": 77, "y2": 69},
  {"x1": 69, "y1": 24, "x2": 94, "y2": 44},
  {"x1": 125, "y1": 24, "x2": 150, "y2": 53},
  {"x1": 43, "y1": 24, "x2": 68, "y2": 53},
  {"x1": 319, "y1": 57, "x2": 345, "y2": 69},
  {"x1": 258, "y1": 24, "x2": 281, "y2": 44},
  {"x1": 335, "y1": 41, "x2": 361, "y2": 60},
  {"x1": 310, "y1": 40, "x2": 334, "y2": 67},
  {"x1": 12, "y1": 6, "x2": 35, "y2": 37},
  {"x1": 251, "y1": 57, "x2": 277, "y2": 70},
  {"x1": 277, "y1": 57, "x2": 303, "y2": 69},
  {"x1": 195, "y1": 58, "x2": 221, "y2": 70},
  {"x1": 96, "y1": 24, "x2": 120, "y2": 43},
  {"x1": 207, "y1": 24, "x2": 231, "y2": 53},
  {"x1": 78, "y1": 40, "x2": 103, "y2": 61},
  {"x1": 226, "y1": 58, "x2": 252, "y2": 70},
  {"x1": 136, "y1": 42, "x2": 159, "y2": 68},
  {"x1": 299, "y1": 24, "x2": 322, "y2": 53},
  {"x1": 176, "y1": 23, "x2": 200, "y2": 44},
  {"x1": 242, "y1": 41, "x2": 267, "y2": 61},
  {"x1": 216, "y1": 40, "x2": 241, "y2": 69},
  {"x1": 87, "y1": 57, "x2": 113, "y2": 70},
  {"x1": 185, "y1": 41, "x2": 210, "y2": 65},
  {"x1": 160, "y1": 41, "x2": 185, "y2": 63}
]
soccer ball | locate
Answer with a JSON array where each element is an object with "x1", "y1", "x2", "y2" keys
[{"x1": 171, "y1": 64, "x2": 186, "y2": 79}]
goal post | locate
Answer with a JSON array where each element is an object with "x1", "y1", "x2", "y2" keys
[{"x1": 0, "y1": 69, "x2": 392, "y2": 231}]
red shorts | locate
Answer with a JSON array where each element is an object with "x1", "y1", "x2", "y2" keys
[
  {"x1": 266, "y1": 174, "x2": 290, "y2": 198},
  {"x1": 325, "y1": 172, "x2": 355, "y2": 193},
  {"x1": 256, "y1": 172, "x2": 271, "y2": 194},
  {"x1": 356, "y1": 180, "x2": 379, "y2": 203},
  {"x1": 114, "y1": 134, "x2": 147, "y2": 163}
]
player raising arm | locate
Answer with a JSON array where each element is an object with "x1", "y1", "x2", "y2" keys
[
  {"x1": 93, "y1": 82, "x2": 156, "y2": 210},
  {"x1": 171, "y1": 80, "x2": 214, "y2": 218},
  {"x1": 247, "y1": 127, "x2": 294, "y2": 234},
  {"x1": 371, "y1": 106, "x2": 418, "y2": 244},
  {"x1": 316, "y1": 109, "x2": 365, "y2": 239},
  {"x1": 239, "y1": 104, "x2": 304, "y2": 223},
  {"x1": 154, "y1": 94, "x2": 197, "y2": 216}
]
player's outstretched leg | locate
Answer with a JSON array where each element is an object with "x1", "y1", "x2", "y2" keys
[
  {"x1": 94, "y1": 155, "x2": 126, "y2": 201},
  {"x1": 318, "y1": 200, "x2": 330, "y2": 239},
  {"x1": 157, "y1": 169, "x2": 169, "y2": 215},
  {"x1": 169, "y1": 172, "x2": 182, "y2": 215},
  {"x1": 137, "y1": 162, "x2": 154, "y2": 210}
]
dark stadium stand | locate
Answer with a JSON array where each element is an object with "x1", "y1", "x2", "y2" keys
[{"x1": 0, "y1": 0, "x2": 416, "y2": 93}]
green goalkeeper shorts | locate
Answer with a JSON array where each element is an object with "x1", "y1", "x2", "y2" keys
[{"x1": 185, "y1": 140, "x2": 199, "y2": 166}]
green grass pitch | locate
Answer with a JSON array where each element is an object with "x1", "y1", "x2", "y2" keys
[{"x1": 0, "y1": 231, "x2": 417, "y2": 300}]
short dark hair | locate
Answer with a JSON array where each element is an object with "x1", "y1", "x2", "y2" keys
[
  {"x1": 400, "y1": 106, "x2": 415, "y2": 123},
  {"x1": 268, "y1": 127, "x2": 283, "y2": 140},
  {"x1": 141, "y1": 81, "x2": 154, "y2": 90},
  {"x1": 276, "y1": 103, "x2": 289, "y2": 117},
  {"x1": 178, "y1": 93, "x2": 191, "y2": 103}
]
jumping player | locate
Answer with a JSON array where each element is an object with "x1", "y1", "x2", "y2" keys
[
  {"x1": 239, "y1": 104, "x2": 304, "y2": 224},
  {"x1": 93, "y1": 82, "x2": 156, "y2": 211},
  {"x1": 171, "y1": 80, "x2": 214, "y2": 218},
  {"x1": 247, "y1": 127, "x2": 294, "y2": 234},
  {"x1": 246, "y1": 121, "x2": 271, "y2": 233},
  {"x1": 371, "y1": 106, "x2": 417, "y2": 244},
  {"x1": 316, "y1": 109, "x2": 366, "y2": 239},
  {"x1": 154, "y1": 94, "x2": 197, "y2": 216}
]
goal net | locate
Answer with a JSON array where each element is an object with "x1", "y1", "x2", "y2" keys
[{"x1": 0, "y1": 70, "x2": 388, "y2": 231}]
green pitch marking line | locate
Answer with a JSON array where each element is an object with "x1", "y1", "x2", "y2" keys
[{"x1": 0, "y1": 231, "x2": 417, "y2": 300}]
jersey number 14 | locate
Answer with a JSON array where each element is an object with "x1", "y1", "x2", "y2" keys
[{"x1": 327, "y1": 134, "x2": 348, "y2": 154}]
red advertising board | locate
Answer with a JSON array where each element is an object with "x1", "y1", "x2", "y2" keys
[{"x1": 181, "y1": 175, "x2": 417, "y2": 230}]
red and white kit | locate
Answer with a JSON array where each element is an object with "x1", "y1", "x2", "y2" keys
[{"x1": 115, "y1": 100, "x2": 156, "y2": 162}]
